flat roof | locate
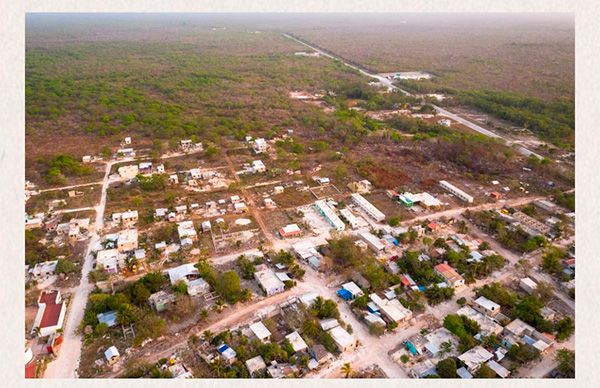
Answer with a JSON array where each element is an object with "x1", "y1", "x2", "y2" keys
[{"x1": 249, "y1": 322, "x2": 271, "y2": 340}]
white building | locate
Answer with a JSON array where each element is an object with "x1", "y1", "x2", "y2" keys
[
  {"x1": 96, "y1": 249, "x2": 121, "y2": 273},
  {"x1": 252, "y1": 160, "x2": 266, "y2": 173},
  {"x1": 314, "y1": 200, "x2": 345, "y2": 231},
  {"x1": 29, "y1": 260, "x2": 58, "y2": 280},
  {"x1": 439, "y1": 180, "x2": 474, "y2": 203},
  {"x1": 358, "y1": 231, "x2": 385, "y2": 253},
  {"x1": 458, "y1": 346, "x2": 494, "y2": 373},
  {"x1": 252, "y1": 138, "x2": 268, "y2": 154},
  {"x1": 328, "y1": 326, "x2": 355, "y2": 352},
  {"x1": 104, "y1": 346, "x2": 120, "y2": 365},
  {"x1": 249, "y1": 322, "x2": 272, "y2": 343},
  {"x1": 519, "y1": 277, "x2": 538, "y2": 295},
  {"x1": 351, "y1": 193, "x2": 385, "y2": 222},
  {"x1": 117, "y1": 229, "x2": 138, "y2": 252},
  {"x1": 286, "y1": 331, "x2": 308, "y2": 352},
  {"x1": 369, "y1": 293, "x2": 412, "y2": 324},
  {"x1": 254, "y1": 264, "x2": 285, "y2": 296},
  {"x1": 177, "y1": 221, "x2": 197, "y2": 242},
  {"x1": 32, "y1": 290, "x2": 66, "y2": 337}
]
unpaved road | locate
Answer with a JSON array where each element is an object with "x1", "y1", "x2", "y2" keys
[
  {"x1": 282, "y1": 33, "x2": 544, "y2": 160},
  {"x1": 44, "y1": 158, "x2": 124, "y2": 378}
]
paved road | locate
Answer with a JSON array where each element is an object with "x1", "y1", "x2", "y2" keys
[{"x1": 283, "y1": 33, "x2": 543, "y2": 160}]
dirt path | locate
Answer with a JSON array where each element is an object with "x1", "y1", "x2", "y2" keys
[{"x1": 36, "y1": 181, "x2": 103, "y2": 193}]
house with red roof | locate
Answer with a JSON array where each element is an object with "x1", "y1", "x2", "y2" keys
[
  {"x1": 434, "y1": 263, "x2": 465, "y2": 288},
  {"x1": 31, "y1": 290, "x2": 66, "y2": 337}
]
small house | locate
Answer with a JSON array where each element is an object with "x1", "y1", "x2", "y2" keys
[{"x1": 104, "y1": 346, "x2": 120, "y2": 366}]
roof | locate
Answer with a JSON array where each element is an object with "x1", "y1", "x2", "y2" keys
[
  {"x1": 104, "y1": 346, "x2": 120, "y2": 360},
  {"x1": 456, "y1": 367, "x2": 473, "y2": 379},
  {"x1": 319, "y1": 318, "x2": 340, "y2": 331},
  {"x1": 167, "y1": 263, "x2": 199, "y2": 285},
  {"x1": 474, "y1": 296, "x2": 500, "y2": 313},
  {"x1": 249, "y1": 322, "x2": 271, "y2": 341},
  {"x1": 217, "y1": 344, "x2": 236, "y2": 360},
  {"x1": 254, "y1": 266, "x2": 285, "y2": 292},
  {"x1": 369, "y1": 293, "x2": 411, "y2": 322},
  {"x1": 286, "y1": 331, "x2": 308, "y2": 352},
  {"x1": 504, "y1": 319, "x2": 535, "y2": 337},
  {"x1": 342, "y1": 281, "x2": 363, "y2": 297},
  {"x1": 351, "y1": 193, "x2": 385, "y2": 221},
  {"x1": 37, "y1": 290, "x2": 65, "y2": 329},
  {"x1": 458, "y1": 346, "x2": 494, "y2": 371},
  {"x1": 434, "y1": 263, "x2": 464, "y2": 285},
  {"x1": 456, "y1": 306, "x2": 503, "y2": 336},
  {"x1": 299, "y1": 292, "x2": 319, "y2": 306},
  {"x1": 280, "y1": 224, "x2": 301, "y2": 236},
  {"x1": 358, "y1": 231, "x2": 385, "y2": 251},
  {"x1": 328, "y1": 326, "x2": 354, "y2": 348},
  {"x1": 245, "y1": 355, "x2": 267, "y2": 373},
  {"x1": 486, "y1": 360, "x2": 510, "y2": 378},
  {"x1": 275, "y1": 272, "x2": 292, "y2": 282}
]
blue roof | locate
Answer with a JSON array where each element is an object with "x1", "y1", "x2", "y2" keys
[
  {"x1": 217, "y1": 344, "x2": 230, "y2": 353},
  {"x1": 456, "y1": 367, "x2": 473, "y2": 379},
  {"x1": 337, "y1": 289, "x2": 352, "y2": 300}
]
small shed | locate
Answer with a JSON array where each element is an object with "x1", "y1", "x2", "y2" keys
[{"x1": 104, "y1": 346, "x2": 120, "y2": 365}]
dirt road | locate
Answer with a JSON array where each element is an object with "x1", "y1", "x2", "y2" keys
[
  {"x1": 44, "y1": 159, "x2": 117, "y2": 378},
  {"x1": 282, "y1": 33, "x2": 544, "y2": 160}
]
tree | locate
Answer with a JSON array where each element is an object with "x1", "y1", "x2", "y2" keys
[
  {"x1": 555, "y1": 349, "x2": 575, "y2": 378},
  {"x1": 474, "y1": 363, "x2": 497, "y2": 378},
  {"x1": 55, "y1": 258, "x2": 76, "y2": 275},
  {"x1": 215, "y1": 271, "x2": 241, "y2": 303},
  {"x1": 129, "y1": 283, "x2": 151, "y2": 306},
  {"x1": 341, "y1": 363, "x2": 353, "y2": 378},
  {"x1": 542, "y1": 246, "x2": 566, "y2": 275},
  {"x1": 369, "y1": 322, "x2": 386, "y2": 337},
  {"x1": 436, "y1": 358, "x2": 457, "y2": 378},
  {"x1": 388, "y1": 217, "x2": 401, "y2": 227},
  {"x1": 424, "y1": 285, "x2": 455, "y2": 305},
  {"x1": 172, "y1": 280, "x2": 188, "y2": 295},
  {"x1": 554, "y1": 317, "x2": 575, "y2": 341}
]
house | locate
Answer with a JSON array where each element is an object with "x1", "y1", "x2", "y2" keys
[
  {"x1": 117, "y1": 229, "x2": 138, "y2": 252},
  {"x1": 490, "y1": 191, "x2": 502, "y2": 200},
  {"x1": 421, "y1": 327, "x2": 459, "y2": 357},
  {"x1": 169, "y1": 174, "x2": 179, "y2": 184},
  {"x1": 113, "y1": 210, "x2": 138, "y2": 227},
  {"x1": 177, "y1": 221, "x2": 197, "y2": 242},
  {"x1": 234, "y1": 202, "x2": 248, "y2": 213},
  {"x1": 25, "y1": 216, "x2": 43, "y2": 230},
  {"x1": 155, "y1": 208, "x2": 168, "y2": 219},
  {"x1": 267, "y1": 362, "x2": 299, "y2": 378},
  {"x1": 249, "y1": 322, "x2": 272, "y2": 343},
  {"x1": 156, "y1": 164, "x2": 165, "y2": 174},
  {"x1": 472, "y1": 296, "x2": 501, "y2": 318},
  {"x1": 175, "y1": 205, "x2": 188, "y2": 215},
  {"x1": 458, "y1": 346, "x2": 494, "y2": 373},
  {"x1": 32, "y1": 290, "x2": 66, "y2": 337},
  {"x1": 328, "y1": 326, "x2": 355, "y2": 352},
  {"x1": 139, "y1": 162, "x2": 153, "y2": 174},
  {"x1": 180, "y1": 139, "x2": 193, "y2": 151},
  {"x1": 486, "y1": 360, "x2": 510, "y2": 378},
  {"x1": 117, "y1": 165, "x2": 139, "y2": 180},
  {"x1": 148, "y1": 290, "x2": 176, "y2": 312},
  {"x1": 187, "y1": 278, "x2": 210, "y2": 296},
  {"x1": 456, "y1": 306, "x2": 503, "y2": 336},
  {"x1": 319, "y1": 318, "x2": 340, "y2": 331},
  {"x1": 168, "y1": 362, "x2": 194, "y2": 378},
  {"x1": 279, "y1": 224, "x2": 302, "y2": 238},
  {"x1": 97, "y1": 311, "x2": 118, "y2": 328},
  {"x1": 314, "y1": 200, "x2": 345, "y2": 231},
  {"x1": 285, "y1": 331, "x2": 308, "y2": 353},
  {"x1": 252, "y1": 160, "x2": 266, "y2": 173},
  {"x1": 402, "y1": 192, "x2": 443, "y2": 208},
  {"x1": 252, "y1": 138, "x2": 268, "y2": 154},
  {"x1": 369, "y1": 293, "x2": 412, "y2": 325},
  {"x1": 339, "y1": 208, "x2": 365, "y2": 229},
  {"x1": 124, "y1": 136, "x2": 131, "y2": 145},
  {"x1": 434, "y1": 263, "x2": 464, "y2": 288},
  {"x1": 504, "y1": 318, "x2": 535, "y2": 338},
  {"x1": 309, "y1": 344, "x2": 333, "y2": 366},
  {"x1": 358, "y1": 230, "x2": 385, "y2": 253},
  {"x1": 299, "y1": 292, "x2": 320, "y2": 307},
  {"x1": 410, "y1": 359, "x2": 437, "y2": 378},
  {"x1": 245, "y1": 355, "x2": 267, "y2": 376},
  {"x1": 96, "y1": 249, "x2": 120, "y2": 273},
  {"x1": 116, "y1": 148, "x2": 135, "y2": 158},
  {"x1": 254, "y1": 264, "x2": 285, "y2": 296},
  {"x1": 167, "y1": 263, "x2": 209, "y2": 296},
  {"x1": 337, "y1": 281, "x2": 364, "y2": 300},
  {"x1": 351, "y1": 193, "x2": 385, "y2": 222},
  {"x1": 456, "y1": 367, "x2": 473, "y2": 379},
  {"x1": 468, "y1": 251, "x2": 484, "y2": 263},
  {"x1": 273, "y1": 186, "x2": 284, "y2": 194},
  {"x1": 519, "y1": 277, "x2": 538, "y2": 294},
  {"x1": 104, "y1": 346, "x2": 120, "y2": 366},
  {"x1": 439, "y1": 180, "x2": 474, "y2": 203},
  {"x1": 313, "y1": 176, "x2": 330, "y2": 185},
  {"x1": 82, "y1": 155, "x2": 92, "y2": 163},
  {"x1": 217, "y1": 344, "x2": 237, "y2": 364},
  {"x1": 30, "y1": 260, "x2": 58, "y2": 280}
]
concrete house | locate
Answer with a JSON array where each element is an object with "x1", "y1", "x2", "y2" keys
[
  {"x1": 254, "y1": 264, "x2": 285, "y2": 296},
  {"x1": 32, "y1": 290, "x2": 66, "y2": 337},
  {"x1": 434, "y1": 263, "x2": 464, "y2": 288},
  {"x1": 104, "y1": 346, "x2": 120, "y2": 365},
  {"x1": 472, "y1": 296, "x2": 501, "y2": 318},
  {"x1": 117, "y1": 229, "x2": 138, "y2": 252}
]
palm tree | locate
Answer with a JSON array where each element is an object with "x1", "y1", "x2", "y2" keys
[
  {"x1": 203, "y1": 329, "x2": 213, "y2": 343},
  {"x1": 341, "y1": 363, "x2": 353, "y2": 378}
]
